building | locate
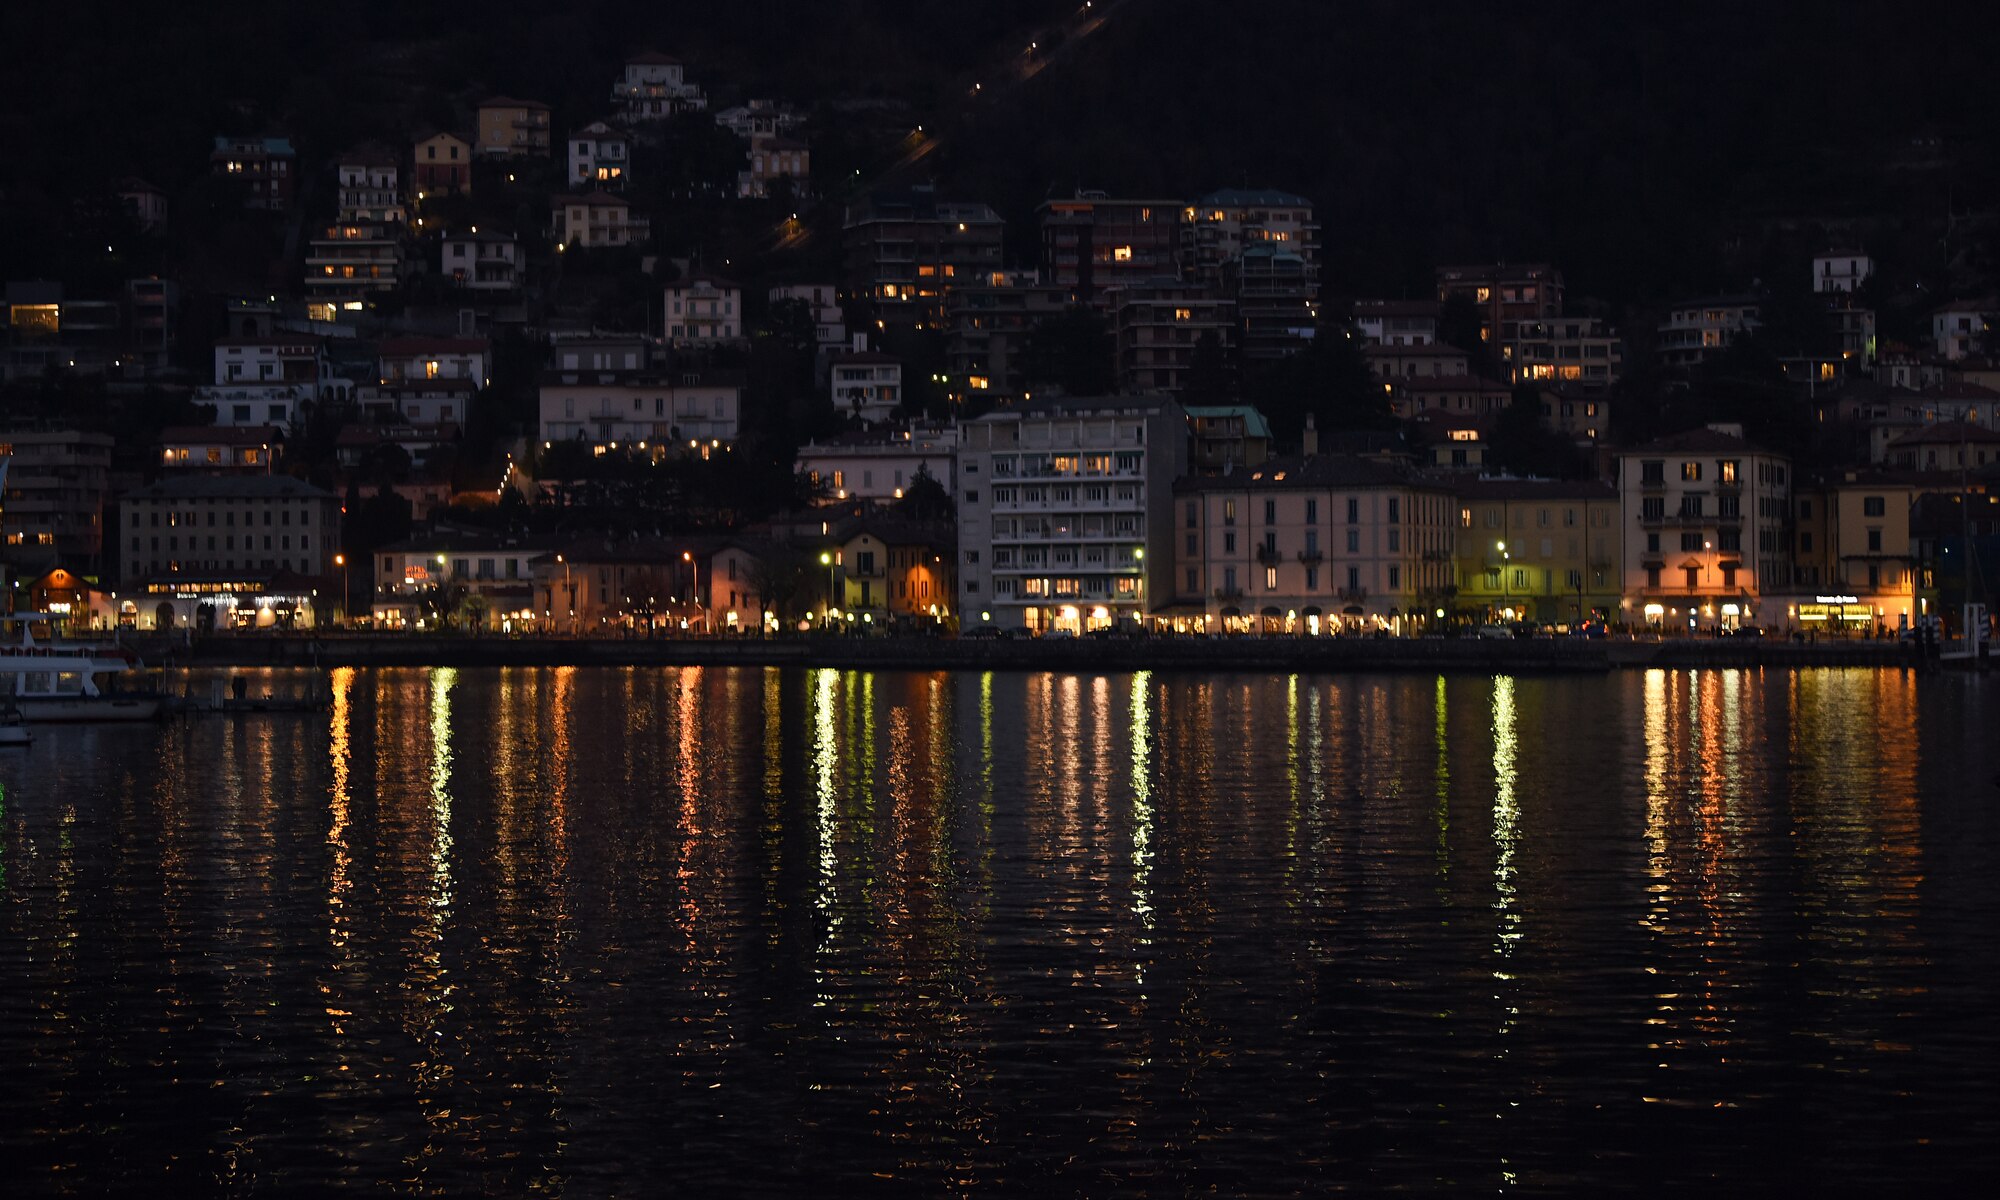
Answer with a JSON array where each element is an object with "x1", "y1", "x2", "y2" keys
[
  {"x1": 945, "y1": 281, "x2": 1071, "y2": 404},
  {"x1": 210, "y1": 136, "x2": 296, "y2": 210},
  {"x1": 1183, "y1": 405, "x2": 1272, "y2": 474},
  {"x1": 1451, "y1": 477, "x2": 1621, "y2": 625},
  {"x1": 0, "y1": 430, "x2": 114, "y2": 569},
  {"x1": 1884, "y1": 421, "x2": 2000, "y2": 472},
  {"x1": 303, "y1": 221, "x2": 404, "y2": 302},
  {"x1": 797, "y1": 425, "x2": 958, "y2": 505},
  {"x1": 1366, "y1": 342, "x2": 1472, "y2": 380},
  {"x1": 1170, "y1": 454, "x2": 1456, "y2": 633},
  {"x1": 1832, "y1": 304, "x2": 1877, "y2": 366},
  {"x1": 955, "y1": 395, "x2": 1187, "y2": 633},
  {"x1": 378, "y1": 336, "x2": 489, "y2": 387},
  {"x1": 612, "y1": 52, "x2": 707, "y2": 121},
  {"x1": 156, "y1": 426, "x2": 282, "y2": 473},
  {"x1": 1538, "y1": 388, "x2": 1613, "y2": 444},
  {"x1": 1813, "y1": 250, "x2": 1874, "y2": 294},
  {"x1": 739, "y1": 136, "x2": 809, "y2": 200},
  {"x1": 1231, "y1": 243, "x2": 1320, "y2": 362},
  {"x1": 441, "y1": 230, "x2": 522, "y2": 291},
  {"x1": 1785, "y1": 470, "x2": 1920, "y2": 633},
  {"x1": 117, "y1": 178, "x2": 167, "y2": 232},
  {"x1": 567, "y1": 122, "x2": 631, "y2": 190},
  {"x1": 356, "y1": 380, "x2": 474, "y2": 426},
  {"x1": 539, "y1": 361, "x2": 741, "y2": 449},
  {"x1": 1656, "y1": 297, "x2": 1762, "y2": 372},
  {"x1": 412, "y1": 132, "x2": 472, "y2": 196},
  {"x1": 829, "y1": 351, "x2": 902, "y2": 424},
  {"x1": 715, "y1": 99, "x2": 799, "y2": 141},
  {"x1": 118, "y1": 476, "x2": 338, "y2": 624},
  {"x1": 769, "y1": 283, "x2": 847, "y2": 351},
  {"x1": 2, "y1": 283, "x2": 146, "y2": 382},
  {"x1": 1351, "y1": 299, "x2": 1439, "y2": 347},
  {"x1": 837, "y1": 517, "x2": 955, "y2": 621},
  {"x1": 1435, "y1": 263, "x2": 1564, "y2": 348},
  {"x1": 127, "y1": 277, "x2": 178, "y2": 375},
  {"x1": 335, "y1": 145, "x2": 404, "y2": 224},
  {"x1": 555, "y1": 191, "x2": 649, "y2": 249},
  {"x1": 842, "y1": 187, "x2": 1005, "y2": 328},
  {"x1": 1504, "y1": 316, "x2": 1623, "y2": 390},
  {"x1": 1180, "y1": 190, "x2": 1319, "y2": 289},
  {"x1": 373, "y1": 532, "x2": 551, "y2": 629},
  {"x1": 1933, "y1": 301, "x2": 1995, "y2": 361},
  {"x1": 475, "y1": 96, "x2": 551, "y2": 158},
  {"x1": 1617, "y1": 424, "x2": 1790, "y2": 631},
  {"x1": 1388, "y1": 374, "x2": 1512, "y2": 419},
  {"x1": 212, "y1": 336, "x2": 329, "y2": 391},
  {"x1": 1037, "y1": 192, "x2": 1184, "y2": 308},
  {"x1": 1107, "y1": 279, "x2": 1236, "y2": 395},
  {"x1": 663, "y1": 276, "x2": 742, "y2": 344}
]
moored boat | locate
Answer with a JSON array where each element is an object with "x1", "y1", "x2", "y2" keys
[{"x1": 0, "y1": 616, "x2": 163, "y2": 722}]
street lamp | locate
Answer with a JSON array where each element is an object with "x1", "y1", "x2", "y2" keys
[
  {"x1": 1497, "y1": 541, "x2": 1509, "y2": 618},
  {"x1": 334, "y1": 553, "x2": 348, "y2": 626},
  {"x1": 820, "y1": 551, "x2": 835, "y2": 626},
  {"x1": 556, "y1": 553, "x2": 574, "y2": 633},
  {"x1": 682, "y1": 550, "x2": 700, "y2": 634}
]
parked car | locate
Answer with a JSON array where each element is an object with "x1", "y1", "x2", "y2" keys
[
  {"x1": 1477, "y1": 623, "x2": 1513, "y2": 640},
  {"x1": 1727, "y1": 624, "x2": 1764, "y2": 639},
  {"x1": 1041, "y1": 627, "x2": 1075, "y2": 640},
  {"x1": 963, "y1": 625, "x2": 1004, "y2": 640}
]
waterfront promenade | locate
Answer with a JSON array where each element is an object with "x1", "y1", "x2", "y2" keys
[{"x1": 134, "y1": 632, "x2": 1923, "y2": 673}]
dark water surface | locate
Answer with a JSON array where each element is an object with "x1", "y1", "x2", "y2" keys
[{"x1": 2, "y1": 667, "x2": 1997, "y2": 1195}]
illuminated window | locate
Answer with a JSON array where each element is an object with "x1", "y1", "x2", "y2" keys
[
  {"x1": 1475, "y1": 287, "x2": 1491, "y2": 303},
  {"x1": 1113, "y1": 246, "x2": 1133, "y2": 262},
  {"x1": 1173, "y1": 308, "x2": 1193, "y2": 321},
  {"x1": 1681, "y1": 461, "x2": 1702, "y2": 482}
]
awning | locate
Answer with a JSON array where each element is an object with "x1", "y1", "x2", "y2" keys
[
  {"x1": 1342, "y1": 605, "x2": 1365, "y2": 616},
  {"x1": 1260, "y1": 605, "x2": 1283, "y2": 617},
  {"x1": 1219, "y1": 606, "x2": 1241, "y2": 618},
  {"x1": 1301, "y1": 605, "x2": 1323, "y2": 617}
]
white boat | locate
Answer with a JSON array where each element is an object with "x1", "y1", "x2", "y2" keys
[
  {"x1": 0, "y1": 616, "x2": 163, "y2": 722},
  {"x1": 0, "y1": 711, "x2": 30, "y2": 746}
]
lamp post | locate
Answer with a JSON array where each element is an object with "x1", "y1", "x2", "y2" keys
[
  {"x1": 334, "y1": 553, "x2": 349, "y2": 626},
  {"x1": 556, "y1": 553, "x2": 573, "y2": 635},
  {"x1": 820, "y1": 551, "x2": 835, "y2": 627},
  {"x1": 1497, "y1": 540, "x2": 1509, "y2": 619},
  {"x1": 682, "y1": 550, "x2": 701, "y2": 634}
]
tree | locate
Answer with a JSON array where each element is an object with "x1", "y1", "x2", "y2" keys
[
  {"x1": 892, "y1": 464, "x2": 955, "y2": 522},
  {"x1": 1021, "y1": 306, "x2": 1115, "y2": 397},
  {"x1": 1245, "y1": 322, "x2": 1390, "y2": 447},
  {"x1": 1181, "y1": 330, "x2": 1233, "y2": 404},
  {"x1": 1488, "y1": 385, "x2": 1589, "y2": 479}
]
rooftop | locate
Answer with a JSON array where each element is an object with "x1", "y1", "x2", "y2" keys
[
  {"x1": 125, "y1": 474, "x2": 333, "y2": 501},
  {"x1": 1175, "y1": 453, "x2": 1445, "y2": 493}
]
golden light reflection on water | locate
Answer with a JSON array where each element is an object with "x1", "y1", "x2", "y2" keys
[
  {"x1": 1491, "y1": 675, "x2": 1520, "y2": 967},
  {"x1": 326, "y1": 667, "x2": 354, "y2": 951}
]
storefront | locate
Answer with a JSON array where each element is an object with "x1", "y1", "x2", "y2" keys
[{"x1": 1786, "y1": 592, "x2": 1909, "y2": 637}]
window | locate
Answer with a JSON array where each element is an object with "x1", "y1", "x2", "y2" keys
[
  {"x1": 1461, "y1": 507, "x2": 1472, "y2": 528},
  {"x1": 1641, "y1": 460, "x2": 1664, "y2": 484},
  {"x1": 1306, "y1": 499, "x2": 1318, "y2": 524},
  {"x1": 1263, "y1": 499, "x2": 1277, "y2": 525},
  {"x1": 1223, "y1": 500, "x2": 1236, "y2": 526},
  {"x1": 1346, "y1": 498, "x2": 1359, "y2": 524},
  {"x1": 1681, "y1": 462, "x2": 1702, "y2": 481},
  {"x1": 1305, "y1": 567, "x2": 1318, "y2": 590},
  {"x1": 1682, "y1": 532, "x2": 1702, "y2": 552},
  {"x1": 1647, "y1": 566, "x2": 1662, "y2": 589},
  {"x1": 1265, "y1": 566, "x2": 1278, "y2": 590},
  {"x1": 1185, "y1": 501, "x2": 1197, "y2": 529},
  {"x1": 1185, "y1": 533, "x2": 1197, "y2": 555},
  {"x1": 1720, "y1": 460, "x2": 1738, "y2": 484},
  {"x1": 1346, "y1": 567, "x2": 1360, "y2": 592},
  {"x1": 1642, "y1": 497, "x2": 1665, "y2": 519},
  {"x1": 1717, "y1": 494, "x2": 1739, "y2": 519},
  {"x1": 1867, "y1": 529, "x2": 1882, "y2": 552},
  {"x1": 1718, "y1": 529, "x2": 1741, "y2": 552},
  {"x1": 1186, "y1": 568, "x2": 1198, "y2": 591},
  {"x1": 1646, "y1": 533, "x2": 1659, "y2": 553},
  {"x1": 964, "y1": 490, "x2": 979, "y2": 504},
  {"x1": 1680, "y1": 495, "x2": 1703, "y2": 518},
  {"x1": 1346, "y1": 530, "x2": 1359, "y2": 553},
  {"x1": 1224, "y1": 567, "x2": 1237, "y2": 592},
  {"x1": 1224, "y1": 532, "x2": 1236, "y2": 554},
  {"x1": 1863, "y1": 496, "x2": 1886, "y2": 517},
  {"x1": 1388, "y1": 566, "x2": 1400, "y2": 589}
]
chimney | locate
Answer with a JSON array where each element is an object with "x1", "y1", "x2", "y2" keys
[{"x1": 1302, "y1": 413, "x2": 1319, "y2": 456}]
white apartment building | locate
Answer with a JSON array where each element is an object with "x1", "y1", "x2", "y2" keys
[
  {"x1": 769, "y1": 283, "x2": 847, "y2": 348},
  {"x1": 1932, "y1": 302, "x2": 1994, "y2": 360},
  {"x1": 335, "y1": 149, "x2": 403, "y2": 224},
  {"x1": 1618, "y1": 423, "x2": 1790, "y2": 631},
  {"x1": 1657, "y1": 298, "x2": 1762, "y2": 372},
  {"x1": 797, "y1": 426, "x2": 958, "y2": 505},
  {"x1": 1351, "y1": 299, "x2": 1439, "y2": 346},
  {"x1": 568, "y1": 122, "x2": 631, "y2": 189},
  {"x1": 378, "y1": 336, "x2": 489, "y2": 386},
  {"x1": 540, "y1": 371, "x2": 742, "y2": 448},
  {"x1": 955, "y1": 395, "x2": 1187, "y2": 633},
  {"x1": 442, "y1": 231, "x2": 521, "y2": 291},
  {"x1": 663, "y1": 277, "x2": 742, "y2": 344},
  {"x1": 829, "y1": 352, "x2": 902, "y2": 423},
  {"x1": 611, "y1": 53, "x2": 706, "y2": 120},
  {"x1": 1813, "y1": 251, "x2": 1873, "y2": 294}
]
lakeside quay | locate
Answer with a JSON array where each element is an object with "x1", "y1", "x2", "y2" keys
[{"x1": 134, "y1": 633, "x2": 1924, "y2": 673}]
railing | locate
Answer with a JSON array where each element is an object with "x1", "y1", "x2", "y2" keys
[
  {"x1": 1214, "y1": 587, "x2": 1244, "y2": 600},
  {"x1": 1255, "y1": 545, "x2": 1283, "y2": 566},
  {"x1": 1338, "y1": 587, "x2": 1369, "y2": 601},
  {"x1": 1296, "y1": 549, "x2": 1325, "y2": 564}
]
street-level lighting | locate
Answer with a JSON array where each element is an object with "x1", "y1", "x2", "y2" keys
[
  {"x1": 683, "y1": 550, "x2": 700, "y2": 632},
  {"x1": 820, "y1": 551, "x2": 835, "y2": 625}
]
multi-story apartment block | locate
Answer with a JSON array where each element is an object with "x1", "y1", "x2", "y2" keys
[
  {"x1": 441, "y1": 230, "x2": 522, "y2": 291},
  {"x1": 1435, "y1": 263, "x2": 1563, "y2": 348},
  {"x1": 1932, "y1": 301, "x2": 1995, "y2": 360},
  {"x1": 335, "y1": 145, "x2": 404, "y2": 224},
  {"x1": 1451, "y1": 478, "x2": 1621, "y2": 625},
  {"x1": 769, "y1": 283, "x2": 847, "y2": 350},
  {"x1": 1180, "y1": 189, "x2": 1319, "y2": 288},
  {"x1": 1352, "y1": 299, "x2": 1440, "y2": 346},
  {"x1": 210, "y1": 136, "x2": 296, "y2": 210},
  {"x1": 373, "y1": 532, "x2": 554, "y2": 628},
  {"x1": 1812, "y1": 250, "x2": 1874, "y2": 294},
  {"x1": 412, "y1": 132, "x2": 472, "y2": 196},
  {"x1": 739, "y1": 136, "x2": 809, "y2": 199},
  {"x1": 212, "y1": 336, "x2": 329, "y2": 390},
  {"x1": 1388, "y1": 374, "x2": 1512, "y2": 419},
  {"x1": 1656, "y1": 297, "x2": 1762, "y2": 372},
  {"x1": 1183, "y1": 405, "x2": 1272, "y2": 474},
  {"x1": 568, "y1": 122, "x2": 631, "y2": 190},
  {"x1": 555, "y1": 192, "x2": 650, "y2": 249},
  {"x1": 356, "y1": 380, "x2": 473, "y2": 426},
  {"x1": 842, "y1": 187, "x2": 1004, "y2": 328},
  {"x1": 1037, "y1": 192, "x2": 1184, "y2": 308},
  {"x1": 119, "y1": 474, "x2": 338, "y2": 590},
  {"x1": 798, "y1": 425, "x2": 958, "y2": 505},
  {"x1": 1107, "y1": 280, "x2": 1236, "y2": 395},
  {"x1": 303, "y1": 221, "x2": 404, "y2": 302},
  {"x1": 836, "y1": 517, "x2": 956, "y2": 620},
  {"x1": 1538, "y1": 388, "x2": 1613, "y2": 444},
  {"x1": 475, "y1": 96, "x2": 551, "y2": 158},
  {"x1": 1171, "y1": 455, "x2": 1456, "y2": 633},
  {"x1": 1366, "y1": 342, "x2": 1472, "y2": 380},
  {"x1": 956, "y1": 395, "x2": 1186, "y2": 633},
  {"x1": 1232, "y1": 242, "x2": 1320, "y2": 362},
  {"x1": 1786, "y1": 470, "x2": 1920, "y2": 633},
  {"x1": 156, "y1": 425, "x2": 282, "y2": 474},
  {"x1": 611, "y1": 52, "x2": 707, "y2": 121},
  {"x1": 663, "y1": 276, "x2": 742, "y2": 344},
  {"x1": 1504, "y1": 315, "x2": 1624, "y2": 390},
  {"x1": 539, "y1": 360, "x2": 742, "y2": 450},
  {"x1": 945, "y1": 281, "x2": 1070, "y2": 403},
  {"x1": 829, "y1": 352, "x2": 902, "y2": 424},
  {"x1": 1618, "y1": 424, "x2": 1789, "y2": 631},
  {"x1": 378, "y1": 336, "x2": 489, "y2": 387},
  {"x1": 0, "y1": 430, "x2": 114, "y2": 569}
]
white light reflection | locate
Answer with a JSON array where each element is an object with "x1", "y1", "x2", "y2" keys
[
  {"x1": 429, "y1": 667, "x2": 456, "y2": 918},
  {"x1": 811, "y1": 667, "x2": 839, "y2": 1008},
  {"x1": 1491, "y1": 675, "x2": 1519, "y2": 966},
  {"x1": 1129, "y1": 671, "x2": 1154, "y2": 956}
]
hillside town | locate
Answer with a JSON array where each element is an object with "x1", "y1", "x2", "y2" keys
[{"x1": 3, "y1": 46, "x2": 1997, "y2": 646}]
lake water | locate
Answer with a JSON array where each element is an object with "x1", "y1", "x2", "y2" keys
[{"x1": 2, "y1": 667, "x2": 1997, "y2": 1194}]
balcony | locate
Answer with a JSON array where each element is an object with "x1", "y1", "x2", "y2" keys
[
  {"x1": 1337, "y1": 587, "x2": 1369, "y2": 602},
  {"x1": 1296, "y1": 549, "x2": 1325, "y2": 564},
  {"x1": 1255, "y1": 545, "x2": 1283, "y2": 566},
  {"x1": 1213, "y1": 586, "x2": 1244, "y2": 600}
]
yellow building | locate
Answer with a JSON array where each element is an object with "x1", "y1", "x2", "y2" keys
[
  {"x1": 1783, "y1": 471, "x2": 1922, "y2": 635},
  {"x1": 838, "y1": 518, "x2": 954, "y2": 624},
  {"x1": 475, "y1": 97, "x2": 551, "y2": 158},
  {"x1": 1452, "y1": 478, "x2": 1621, "y2": 625}
]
